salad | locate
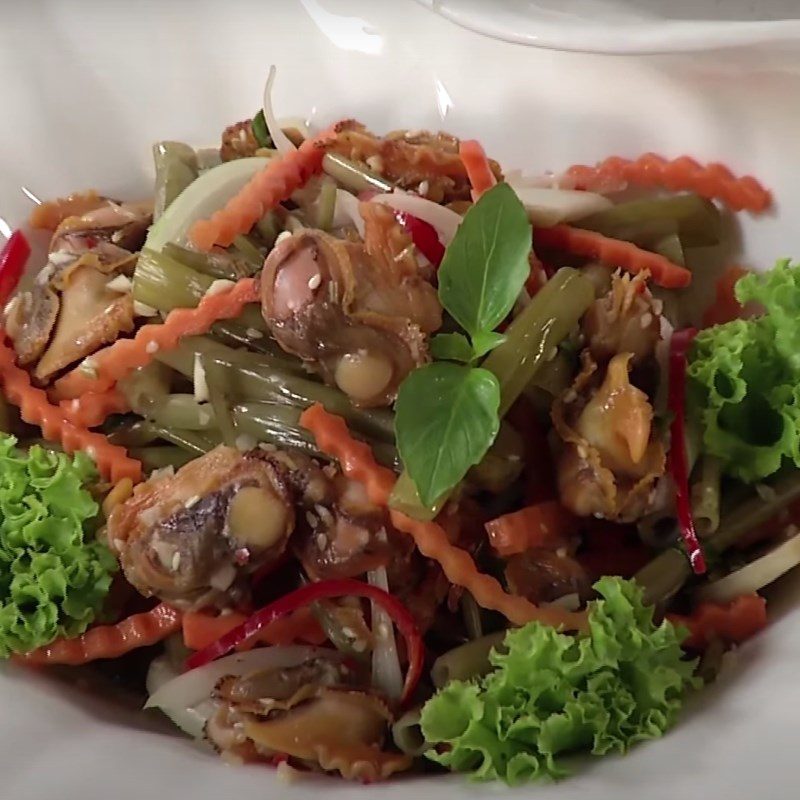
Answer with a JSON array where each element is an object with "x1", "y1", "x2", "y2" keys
[{"x1": 0, "y1": 70, "x2": 791, "y2": 785}]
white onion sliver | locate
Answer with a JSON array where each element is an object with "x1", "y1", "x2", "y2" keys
[
  {"x1": 372, "y1": 190, "x2": 462, "y2": 245},
  {"x1": 145, "y1": 645, "x2": 336, "y2": 739},
  {"x1": 510, "y1": 185, "x2": 613, "y2": 227},
  {"x1": 333, "y1": 189, "x2": 366, "y2": 239},
  {"x1": 262, "y1": 65, "x2": 297, "y2": 156},
  {"x1": 696, "y1": 532, "x2": 800, "y2": 605},
  {"x1": 367, "y1": 564, "x2": 404, "y2": 701}
]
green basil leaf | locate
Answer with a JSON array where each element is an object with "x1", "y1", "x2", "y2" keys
[
  {"x1": 438, "y1": 182, "x2": 531, "y2": 339},
  {"x1": 430, "y1": 333, "x2": 474, "y2": 363},
  {"x1": 395, "y1": 363, "x2": 500, "y2": 507},
  {"x1": 252, "y1": 110, "x2": 273, "y2": 148},
  {"x1": 471, "y1": 330, "x2": 507, "y2": 359}
]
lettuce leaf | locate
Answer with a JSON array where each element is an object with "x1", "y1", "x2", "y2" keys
[
  {"x1": 0, "y1": 436, "x2": 116, "y2": 657},
  {"x1": 688, "y1": 259, "x2": 800, "y2": 482},
  {"x1": 420, "y1": 578, "x2": 698, "y2": 784}
]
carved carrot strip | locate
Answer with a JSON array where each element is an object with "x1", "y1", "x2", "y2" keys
[
  {"x1": 300, "y1": 403, "x2": 587, "y2": 631},
  {"x1": 0, "y1": 334, "x2": 141, "y2": 483},
  {"x1": 563, "y1": 153, "x2": 771, "y2": 213},
  {"x1": 189, "y1": 125, "x2": 337, "y2": 251},
  {"x1": 51, "y1": 277, "x2": 259, "y2": 401}
]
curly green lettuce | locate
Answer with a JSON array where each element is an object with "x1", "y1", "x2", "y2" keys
[
  {"x1": 0, "y1": 436, "x2": 116, "y2": 657},
  {"x1": 420, "y1": 578, "x2": 698, "y2": 784},
  {"x1": 688, "y1": 259, "x2": 800, "y2": 482}
]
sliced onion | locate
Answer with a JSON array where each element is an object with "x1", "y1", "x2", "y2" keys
[
  {"x1": 372, "y1": 190, "x2": 462, "y2": 246},
  {"x1": 367, "y1": 563, "x2": 404, "y2": 702},
  {"x1": 145, "y1": 645, "x2": 337, "y2": 739},
  {"x1": 696, "y1": 531, "x2": 800, "y2": 604},
  {"x1": 143, "y1": 156, "x2": 271, "y2": 252},
  {"x1": 332, "y1": 189, "x2": 366, "y2": 238},
  {"x1": 510, "y1": 185, "x2": 613, "y2": 227},
  {"x1": 262, "y1": 65, "x2": 297, "y2": 156}
]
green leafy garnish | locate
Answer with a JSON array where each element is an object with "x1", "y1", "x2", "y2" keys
[
  {"x1": 429, "y1": 333, "x2": 474, "y2": 364},
  {"x1": 688, "y1": 258, "x2": 800, "y2": 482},
  {"x1": 0, "y1": 437, "x2": 116, "y2": 657},
  {"x1": 421, "y1": 577, "x2": 698, "y2": 785},
  {"x1": 251, "y1": 110, "x2": 273, "y2": 149},
  {"x1": 395, "y1": 184, "x2": 531, "y2": 506},
  {"x1": 438, "y1": 182, "x2": 531, "y2": 345},
  {"x1": 395, "y1": 364, "x2": 500, "y2": 507}
]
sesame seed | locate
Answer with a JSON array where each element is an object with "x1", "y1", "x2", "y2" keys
[
  {"x1": 316, "y1": 533, "x2": 328, "y2": 550},
  {"x1": 640, "y1": 312, "x2": 653, "y2": 329},
  {"x1": 352, "y1": 639, "x2": 367, "y2": 652},
  {"x1": 106, "y1": 274, "x2": 133, "y2": 293},
  {"x1": 556, "y1": 547, "x2": 567, "y2": 558},
  {"x1": 245, "y1": 327, "x2": 264, "y2": 339},
  {"x1": 71, "y1": 399, "x2": 81, "y2": 411},
  {"x1": 79, "y1": 359, "x2": 98, "y2": 379},
  {"x1": 315, "y1": 505, "x2": 334, "y2": 526},
  {"x1": 275, "y1": 230, "x2": 292, "y2": 246},
  {"x1": 184, "y1": 495, "x2": 200, "y2": 509},
  {"x1": 150, "y1": 466, "x2": 175, "y2": 481},
  {"x1": 418, "y1": 180, "x2": 430, "y2": 196},
  {"x1": 47, "y1": 250, "x2": 75, "y2": 266},
  {"x1": 171, "y1": 552, "x2": 182, "y2": 571},
  {"x1": 307, "y1": 273, "x2": 322, "y2": 290},
  {"x1": 198, "y1": 410, "x2": 211, "y2": 427},
  {"x1": 145, "y1": 340, "x2": 159, "y2": 354},
  {"x1": 112, "y1": 538, "x2": 125, "y2": 552},
  {"x1": 193, "y1": 354, "x2": 209, "y2": 403},
  {"x1": 377, "y1": 623, "x2": 391, "y2": 638},
  {"x1": 133, "y1": 300, "x2": 159, "y2": 317},
  {"x1": 205, "y1": 279, "x2": 236, "y2": 297},
  {"x1": 546, "y1": 346, "x2": 558, "y2": 362},
  {"x1": 306, "y1": 511, "x2": 318, "y2": 527},
  {"x1": 235, "y1": 434, "x2": 257, "y2": 452},
  {"x1": 258, "y1": 442, "x2": 277, "y2": 452},
  {"x1": 341, "y1": 627, "x2": 355, "y2": 639},
  {"x1": 86, "y1": 446, "x2": 97, "y2": 459}
]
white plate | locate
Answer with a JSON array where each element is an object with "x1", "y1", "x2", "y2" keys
[
  {"x1": 415, "y1": 0, "x2": 800, "y2": 53},
  {"x1": 1, "y1": 2, "x2": 800, "y2": 799}
]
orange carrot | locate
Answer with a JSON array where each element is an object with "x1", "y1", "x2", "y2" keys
[
  {"x1": 485, "y1": 501, "x2": 576, "y2": 557},
  {"x1": 17, "y1": 603, "x2": 182, "y2": 665},
  {"x1": 300, "y1": 403, "x2": 587, "y2": 631},
  {"x1": 0, "y1": 334, "x2": 141, "y2": 483},
  {"x1": 702, "y1": 266, "x2": 750, "y2": 328},
  {"x1": 533, "y1": 224, "x2": 691, "y2": 289},
  {"x1": 564, "y1": 154, "x2": 771, "y2": 213},
  {"x1": 668, "y1": 594, "x2": 767, "y2": 650},
  {"x1": 459, "y1": 139, "x2": 497, "y2": 202},
  {"x1": 51, "y1": 277, "x2": 259, "y2": 401},
  {"x1": 189, "y1": 126, "x2": 337, "y2": 251},
  {"x1": 182, "y1": 607, "x2": 325, "y2": 651},
  {"x1": 60, "y1": 388, "x2": 131, "y2": 428}
]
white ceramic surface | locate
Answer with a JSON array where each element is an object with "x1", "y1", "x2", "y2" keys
[
  {"x1": 1, "y1": 1, "x2": 800, "y2": 798},
  {"x1": 415, "y1": 0, "x2": 800, "y2": 53}
]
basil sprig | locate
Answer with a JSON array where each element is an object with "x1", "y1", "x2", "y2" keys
[{"x1": 395, "y1": 183, "x2": 531, "y2": 506}]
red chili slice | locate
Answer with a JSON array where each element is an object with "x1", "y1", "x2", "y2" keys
[
  {"x1": 668, "y1": 327, "x2": 706, "y2": 575},
  {"x1": 394, "y1": 211, "x2": 446, "y2": 267},
  {"x1": 0, "y1": 230, "x2": 31, "y2": 308},
  {"x1": 184, "y1": 577, "x2": 425, "y2": 707}
]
